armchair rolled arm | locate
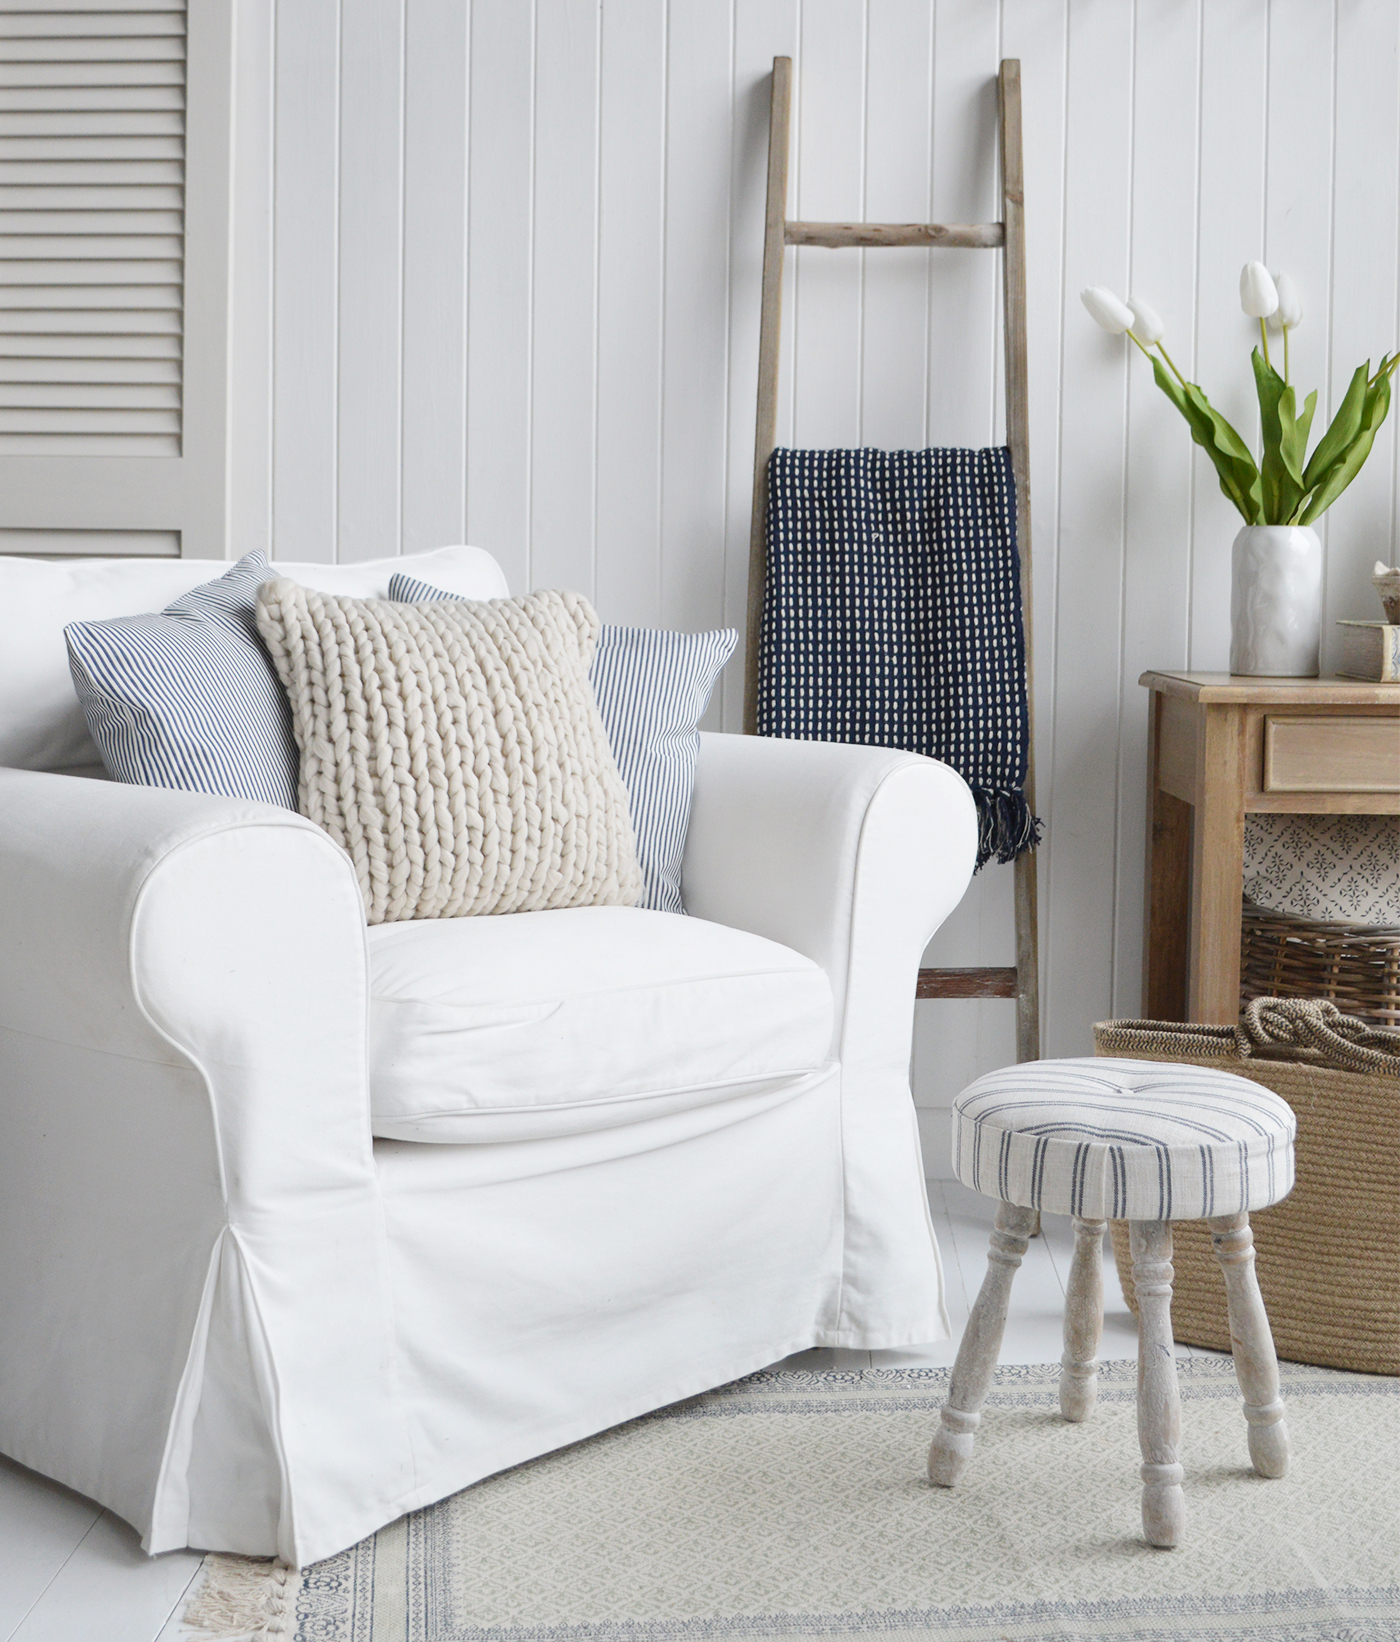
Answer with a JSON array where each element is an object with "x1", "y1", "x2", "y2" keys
[
  {"x1": 682, "y1": 733, "x2": 978, "y2": 1068},
  {"x1": 0, "y1": 770, "x2": 409, "y2": 1564},
  {"x1": 684, "y1": 734, "x2": 975, "y2": 1347},
  {"x1": 0, "y1": 769, "x2": 365, "y2": 1062}
]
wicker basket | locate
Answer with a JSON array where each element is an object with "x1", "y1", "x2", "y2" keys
[
  {"x1": 1098, "y1": 1000, "x2": 1400, "y2": 1375},
  {"x1": 1241, "y1": 899, "x2": 1400, "y2": 1029}
]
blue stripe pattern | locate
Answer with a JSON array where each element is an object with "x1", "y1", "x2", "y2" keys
[
  {"x1": 951, "y1": 1056, "x2": 1296, "y2": 1220},
  {"x1": 389, "y1": 572, "x2": 735, "y2": 914},
  {"x1": 64, "y1": 551, "x2": 299, "y2": 808}
]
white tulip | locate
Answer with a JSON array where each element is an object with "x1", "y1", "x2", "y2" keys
[
  {"x1": 1268, "y1": 271, "x2": 1303, "y2": 331},
  {"x1": 1240, "y1": 261, "x2": 1279, "y2": 320},
  {"x1": 1127, "y1": 296, "x2": 1165, "y2": 345},
  {"x1": 1081, "y1": 285, "x2": 1135, "y2": 334}
]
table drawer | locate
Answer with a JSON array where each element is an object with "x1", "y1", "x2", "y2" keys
[{"x1": 1262, "y1": 715, "x2": 1400, "y2": 793}]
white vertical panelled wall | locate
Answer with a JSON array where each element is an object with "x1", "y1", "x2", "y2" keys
[{"x1": 228, "y1": 0, "x2": 1400, "y2": 1177}]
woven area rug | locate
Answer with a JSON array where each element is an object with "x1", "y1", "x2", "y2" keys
[{"x1": 185, "y1": 1358, "x2": 1400, "y2": 1641}]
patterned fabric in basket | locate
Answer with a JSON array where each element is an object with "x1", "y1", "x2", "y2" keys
[{"x1": 1244, "y1": 812, "x2": 1400, "y2": 925}]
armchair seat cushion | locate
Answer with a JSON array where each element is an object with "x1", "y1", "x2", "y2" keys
[{"x1": 367, "y1": 905, "x2": 834, "y2": 1143}]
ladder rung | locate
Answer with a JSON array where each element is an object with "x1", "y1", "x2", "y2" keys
[
  {"x1": 916, "y1": 966, "x2": 1019, "y2": 1000},
  {"x1": 785, "y1": 221, "x2": 1004, "y2": 250}
]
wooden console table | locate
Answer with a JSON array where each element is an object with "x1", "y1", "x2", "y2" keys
[{"x1": 1141, "y1": 671, "x2": 1400, "y2": 1024}]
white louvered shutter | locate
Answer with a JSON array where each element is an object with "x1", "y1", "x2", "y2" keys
[{"x1": 0, "y1": 0, "x2": 231, "y2": 559}]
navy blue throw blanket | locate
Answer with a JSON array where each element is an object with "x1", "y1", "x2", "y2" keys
[{"x1": 757, "y1": 445, "x2": 1041, "y2": 869}]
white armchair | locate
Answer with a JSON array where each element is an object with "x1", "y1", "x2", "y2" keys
[{"x1": 0, "y1": 550, "x2": 978, "y2": 1567}]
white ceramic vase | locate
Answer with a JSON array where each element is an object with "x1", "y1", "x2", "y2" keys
[{"x1": 1229, "y1": 525, "x2": 1323, "y2": 677}]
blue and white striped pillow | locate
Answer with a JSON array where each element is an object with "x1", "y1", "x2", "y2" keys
[
  {"x1": 64, "y1": 550, "x2": 299, "y2": 809},
  {"x1": 389, "y1": 572, "x2": 735, "y2": 913}
]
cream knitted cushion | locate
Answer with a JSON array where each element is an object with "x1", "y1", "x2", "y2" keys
[{"x1": 255, "y1": 580, "x2": 643, "y2": 924}]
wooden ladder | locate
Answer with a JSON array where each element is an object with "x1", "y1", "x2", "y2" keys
[{"x1": 742, "y1": 56, "x2": 1040, "y2": 1064}]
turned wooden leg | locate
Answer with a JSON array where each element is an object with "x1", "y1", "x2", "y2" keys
[
  {"x1": 1209, "y1": 1212, "x2": 1289, "y2": 1479},
  {"x1": 1059, "y1": 1217, "x2": 1105, "y2": 1421},
  {"x1": 1131, "y1": 1220, "x2": 1185, "y2": 1548},
  {"x1": 928, "y1": 1202, "x2": 1038, "y2": 1487}
]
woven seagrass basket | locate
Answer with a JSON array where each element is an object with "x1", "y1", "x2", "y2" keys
[
  {"x1": 1241, "y1": 899, "x2": 1400, "y2": 1029},
  {"x1": 1098, "y1": 1000, "x2": 1400, "y2": 1375}
]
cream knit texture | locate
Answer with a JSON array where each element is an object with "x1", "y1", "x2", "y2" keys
[{"x1": 255, "y1": 580, "x2": 642, "y2": 924}]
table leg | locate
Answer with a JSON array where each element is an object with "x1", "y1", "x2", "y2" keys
[
  {"x1": 1145, "y1": 788, "x2": 1191, "y2": 1022},
  {"x1": 1144, "y1": 689, "x2": 1191, "y2": 1021},
  {"x1": 1188, "y1": 705, "x2": 1246, "y2": 1024}
]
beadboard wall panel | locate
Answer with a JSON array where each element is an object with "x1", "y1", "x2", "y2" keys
[{"x1": 228, "y1": 0, "x2": 1400, "y2": 1177}]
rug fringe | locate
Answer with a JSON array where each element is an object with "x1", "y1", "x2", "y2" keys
[
  {"x1": 181, "y1": 1555, "x2": 297, "y2": 1639},
  {"x1": 971, "y1": 785, "x2": 1042, "y2": 870}
]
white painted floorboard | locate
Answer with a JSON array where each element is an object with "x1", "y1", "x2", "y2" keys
[
  {"x1": 1, "y1": 1179, "x2": 1172, "y2": 1641},
  {"x1": 0, "y1": 1461, "x2": 200, "y2": 1642}
]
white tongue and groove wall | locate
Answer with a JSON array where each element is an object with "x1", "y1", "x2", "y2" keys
[{"x1": 229, "y1": 0, "x2": 1399, "y2": 1177}]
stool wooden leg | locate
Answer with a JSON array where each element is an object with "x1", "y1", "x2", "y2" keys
[
  {"x1": 928, "y1": 1202, "x2": 1038, "y2": 1487},
  {"x1": 1130, "y1": 1219, "x2": 1185, "y2": 1548},
  {"x1": 1059, "y1": 1216, "x2": 1105, "y2": 1421},
  {"x1": 1208, "y1": 1211, "x2": 1289, "y2": 1479}
]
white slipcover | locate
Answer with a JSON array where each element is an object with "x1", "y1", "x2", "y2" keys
[
  {"x1": 0, "y1": 550, "x2": 979, "y2": 1567},
  {"x1": 368, "y1": 907, "x2": 835, "y2": 1143}
]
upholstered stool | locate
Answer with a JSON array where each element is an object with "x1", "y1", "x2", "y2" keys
[{"x1": 927, "y1": 1057, "x2": 1297, "y2": 1548}]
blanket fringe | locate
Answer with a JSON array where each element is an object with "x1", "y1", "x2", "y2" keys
[
  {"x1": 972, "y1": 786, "x2": 1042, "y2": 871},
  {"x1": 181, "y1": 1555, "x2": 297, "y2": 1639}
]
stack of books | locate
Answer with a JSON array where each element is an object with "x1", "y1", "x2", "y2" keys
[{"x1": 1336, "y1": 621, "x2": 1400, "y2": 681}]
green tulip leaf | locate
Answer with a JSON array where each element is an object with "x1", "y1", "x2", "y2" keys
[
  {"x1": 1253, "y1": 348, "x2": 1305, "y2": 524},
  {"x1": 1282, "y1": 390, "x2": 1316, "y2": 523},
  {"x1": 1148, "y1": 353, "x2": 1257, "y2": 521},
  {"x1": 1302, "y1": 361, "x2": 1369, "y2": 490},
  {"x1": 1177, "y1": 377, "x2": 1263, "y2": 523},
  {"x1": 1298, "y1": 369, "x2": 1392, "y2": 525},
  {"x1": 1293, "y1": 389, "x2": 1318, "y2": 469}
]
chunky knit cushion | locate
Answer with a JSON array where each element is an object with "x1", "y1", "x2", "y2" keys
[
  {"x1": 389, "y1": 571, "x2": 736, "y2": 914},
  {"x1": 255, "y1": 580, "x2": 643, "y2": 924},
  {"x1": 952, "y1": 1057, "x2": 1296, "y2": 1221}
]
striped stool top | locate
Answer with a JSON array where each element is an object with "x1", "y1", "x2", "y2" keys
[{"x1": 952, "y1": 1058, "x2": 1296, "y2": 1221}]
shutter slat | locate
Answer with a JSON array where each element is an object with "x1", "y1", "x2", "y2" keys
[
  {"x1": 0, "y1": 36, "x2": 184, "y2": 60},
  {"x1": 0, "y1": 329, "x2": 179, "y2": 355},
  {"x1": 0, "y1": 432, "x2": 178, "y2": 453},
  {"x1": 0, "y1": 135, "x2": 183, "y2": 157},
  {"x1": 0, "y1": 184, "x2": 183, "y2": 206},
  {"x1": 0, "y1": 309, "x2": 181, "y2": 332},
  {"x1": 0, "y1": 231, "x2": 182, "y2": 253},
  {"x1": 0, "y1": 526, "x2": 181, "y2": 554},
  {"x1": 0, "y1": 352, "x2": 178, "y2": 380},
  {"x1": 0, "y1": 259, "x2": 182, "y2": 282},
  {"x1": 0, "y1": 405, "x2": 177, "y2": 430},
  {"x1": 0, "y1": 58, "x2": 184, "y2": 85},
  {"x1": 0, "y1": 110, "x2": 184, "y2": 134},
  {"x1": 0, "y1": 18, "x2": 185, "y2": 40},
  {"x1": 0, "y1": 284, "x2": 180, "y2": 307},
  {"x1": 0, "y1": 380, "x2": 178, "y2": 406},
  {"x1": 0, "y1": 210, "x2": 183, "y2": 233},
  {"x1": 0, "y1": 86, "x2": 184, "y2": 111},
  {"x1": 1, "y1": 0, "x2": 185, "y2": 13},
  {"x1": 0, "y1": 161, "x2": 183, "y2": 182}
]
